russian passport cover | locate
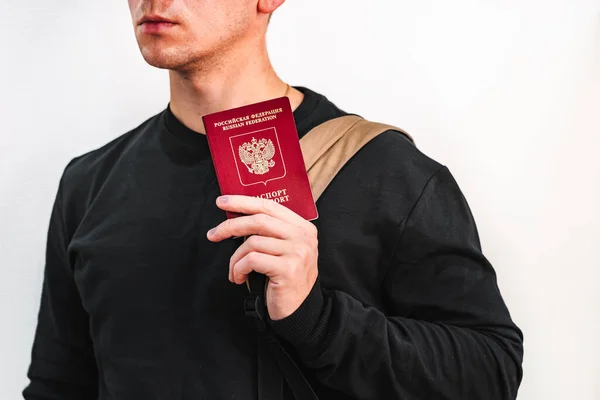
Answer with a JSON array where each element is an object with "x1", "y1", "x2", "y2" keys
[{"x1": 203, "y1": 96, "x2": 318, "y2": 221}]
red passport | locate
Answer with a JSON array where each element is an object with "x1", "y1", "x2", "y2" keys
[{"x1": 203, "y1": 96, "x2": 318, "y2": 221}]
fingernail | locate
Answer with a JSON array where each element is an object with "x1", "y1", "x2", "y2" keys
[
  {"x1": 218, "y1": 196, "x2": 229, "y2": 204},
  {"x1": 208, "y1": 228, "x2": 216, "y2": 237}
]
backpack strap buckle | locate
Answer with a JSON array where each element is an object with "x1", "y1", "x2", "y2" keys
[{"x1": 245, "y1": 272, "x2": 267, "y2": 331}]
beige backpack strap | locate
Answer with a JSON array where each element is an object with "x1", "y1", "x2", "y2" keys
[{"x1": 300, "y1": 115, "x2": 413, "y2": 202}]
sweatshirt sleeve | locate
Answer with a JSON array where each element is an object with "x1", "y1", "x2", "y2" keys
[
  {"x1": 270, "y1": 166, "x2": 524, "y2": 399},
  {"x1": 22, "y1": 173, "x2": 98, "y2": 399}
]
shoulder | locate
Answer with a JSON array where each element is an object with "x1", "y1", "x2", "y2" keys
[
  {"x1": 58, "y1": 111, "x2": 163, "y2": 221},
  {"x1": 316, "y1": 117, "x2": 447, "y2": 223},
  {"x1": 63, "y1": 112, "x2": 161, "y2": 183},
  {"x1": 349, "y1": 126, "x2": 444, "y2": 196}
]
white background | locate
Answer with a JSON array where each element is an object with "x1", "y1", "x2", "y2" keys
[{"x1": 1, "y1": 0, "x2": 599, "y2": 399}]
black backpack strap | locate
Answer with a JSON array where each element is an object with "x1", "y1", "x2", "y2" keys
[
  {"x1": 246, "y1": 271, "x2": 320, "y2": 400},
  {"x1": 247, "y1": 272, "x2": 284, "y2": 399}
]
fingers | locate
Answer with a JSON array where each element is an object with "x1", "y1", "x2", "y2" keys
[
  {"x1": 207, "y1": 195, "x2": 320, "y2": 291},
  {"x1": 231, "y1": 251, "x2": 282, "y2": 285},
  {"x1": 216, "y1": 195, "x2": 307, "y2": 227},
  {"x1": 207, "y1": 213, "x2": 301, "y2": 242},
  {"x1": 228, "y1": 235, "x2": 291, "y2": 282}
]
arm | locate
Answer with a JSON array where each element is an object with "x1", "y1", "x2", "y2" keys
[
  {"x1": 270, "y1": 166, "x2": 524, "y2": 399},
  {"x1": 23, "y1": 176, "x2": 98, "y2": 399}
]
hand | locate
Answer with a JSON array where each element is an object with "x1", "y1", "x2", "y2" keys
[{"x1": 206, "y1": 195, "x2": 319, "y2": 321}]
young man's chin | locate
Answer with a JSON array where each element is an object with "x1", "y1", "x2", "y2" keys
[{"x1": 139, "y1": 47, "x2": 188, "y2": 70}]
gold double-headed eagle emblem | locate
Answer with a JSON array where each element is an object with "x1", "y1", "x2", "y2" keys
[{"x1": 238, "y1": 137, "x2": 276, "y2": 175}]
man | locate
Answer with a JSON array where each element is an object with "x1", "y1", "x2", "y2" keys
[{"x1": 23, "y1": 1, "x2": 523, "y2": 399}]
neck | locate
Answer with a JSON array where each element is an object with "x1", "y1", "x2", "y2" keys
[{"x1": 168, "y1": 36, "x2": 303, "y2": 135}]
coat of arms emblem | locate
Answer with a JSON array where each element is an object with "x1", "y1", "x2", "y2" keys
[{"x1": 238, "y1": 137, "x2": 276, "y2": 175}]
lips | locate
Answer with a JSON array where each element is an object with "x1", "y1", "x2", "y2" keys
[
  {"x1": 138, "y1": 15, "x2": 177, "y2": 34},
  {"x1": 138, "y1": 15, "x2": 176, "y2": 25}
]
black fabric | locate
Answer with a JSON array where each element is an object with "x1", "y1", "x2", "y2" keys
[
  {"x1": 23, "y1": 87, "x2": 524, "y2": 400},
  {"x1": 246, "y1": 271, "x2": 289, "y2": 400},
  {"x1": 246, "y1": 267, "x2": 319, "y2": 400},
  {"x1": 261, "y1": 331, "x2": 320, "y2": 400},
  {"x1": 257, "y1": 333, "x2": 284, "y2": 400}
]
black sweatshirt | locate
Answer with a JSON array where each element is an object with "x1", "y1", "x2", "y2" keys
[{"x1": 23, "y1": 87, "x2": 523, "y2": 400}]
